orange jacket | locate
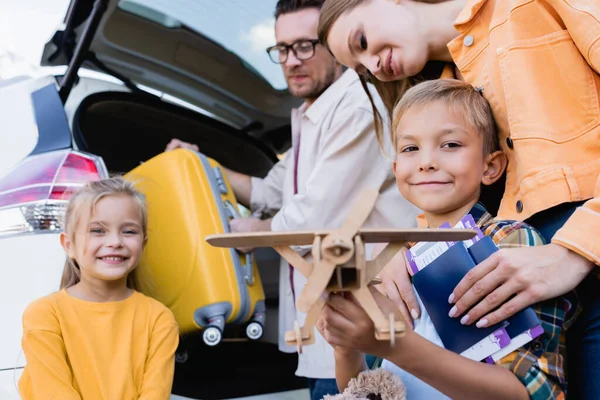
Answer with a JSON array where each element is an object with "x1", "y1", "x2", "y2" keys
[{"x1": 447, "y1": 0, "x2": 600, "y2": 265}]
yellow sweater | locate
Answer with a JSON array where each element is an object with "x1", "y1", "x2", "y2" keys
[{"x1": 18, "y1": 289, "x2": 179, "y2": 400}]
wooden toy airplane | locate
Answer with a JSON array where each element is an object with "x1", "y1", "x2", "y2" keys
[{"x1": 206, "y1": 188, "x2": 476, "y2": 353}]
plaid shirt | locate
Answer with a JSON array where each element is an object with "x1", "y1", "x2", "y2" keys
[
  {"x1": 468, "y1": 202, "x2": 578, "y2": 400},
  {"x1": 376, "y1": 203, "x2": 579, "y2": 399}
]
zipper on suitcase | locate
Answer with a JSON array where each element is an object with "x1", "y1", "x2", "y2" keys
[
  {"x1": 197, "y1": 153, "x2": 252, "y2": 324},
  {"x1": 212, "y1": 166, "x2": 228, "y2": 195}
]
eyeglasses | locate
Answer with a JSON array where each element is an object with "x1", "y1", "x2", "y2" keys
[{"x1": 266, "y1": 39, "x2": 320, "y2": 64}]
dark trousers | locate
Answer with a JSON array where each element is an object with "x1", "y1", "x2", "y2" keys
[
  {"x1": 307, "y1": 378, "x2": 339, "y2": 400},
  {"x1": 526, "y1": 201, "x2": 600, "y2": 399}
]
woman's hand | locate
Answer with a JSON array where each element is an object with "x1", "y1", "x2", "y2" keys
[
  {"x1": 374, "y1": 243, "x2": 420, "y2": 329},
  {"x1": 448, "y1": 243, "x2": 595, "y2": 328},
  {"x1": 318, "y1": 288, "x2": 406, "y2": 357}
]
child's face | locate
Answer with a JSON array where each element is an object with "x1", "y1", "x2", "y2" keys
[
  {"x1": 62, "y1": 195, "x2": 145, "y2": 285},
  {"x1": 393, "y1": 101, "x2": 503, "y2": 224}
]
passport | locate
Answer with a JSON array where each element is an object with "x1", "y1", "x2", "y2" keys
[
  {"x1": 412, "y1": 235, "x2": 540, "y2": 355},
  {"x1": 467, "y1": 236, "x2": 541, "y2": 344}
]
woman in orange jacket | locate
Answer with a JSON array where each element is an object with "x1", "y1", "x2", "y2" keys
[{"x1": 317, "y1": 0, "x2": 600, "y2": 398}]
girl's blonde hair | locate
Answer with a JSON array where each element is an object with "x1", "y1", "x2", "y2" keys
[
  {"x1": 318, "y1": 0, "x2": 449, "y2": 148},
  {"x1": 59, "y1": 176, "x2": 148, "y2": 290}
]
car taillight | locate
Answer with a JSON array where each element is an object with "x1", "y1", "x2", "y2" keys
[{"x1": 0, "y1": 150, "x2": 108, "y2": 237}]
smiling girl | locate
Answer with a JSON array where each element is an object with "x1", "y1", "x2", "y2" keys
[{"x1": 18, "y1": 177, "x2": 179, "y2": 400}]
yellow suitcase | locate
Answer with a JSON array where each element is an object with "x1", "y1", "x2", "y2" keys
[{"x1": 125, "y1": 148, "x2": 266, "y2": 346}]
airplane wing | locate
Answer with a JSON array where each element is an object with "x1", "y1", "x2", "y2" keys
[
  {"x1": 358, "y1": 228, "x2": 477, "y2": 243},
  {"x1": 206, "y1": 231, "x2": 331, "y2": 248},
  {"x1": 205, "y1": 228, "x2": 477, "y2": 248}
]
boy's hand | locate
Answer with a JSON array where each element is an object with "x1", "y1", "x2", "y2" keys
[
  {"x1": 448, "y1": 243, "x2": 594, "y2": 328},
  {"x1": 374, "y1": 243, "x2": 419, "y2": 329},
  {"x1": 316, "y1": 316, "x2": 363, "y2": 359},
  {"x1": 318, "y1": 288, "x2": 406, "y2": 358}
]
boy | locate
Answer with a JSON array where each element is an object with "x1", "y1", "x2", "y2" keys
[{"x1": 317, "y1": 79, "x2": 578, "y2": 399}]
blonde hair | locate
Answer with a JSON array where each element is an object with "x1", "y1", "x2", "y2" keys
[
  {"x1": 59, "y1": 176, "x2": 148, "y2": 290},
  {"x1": 392, "y1": 79, "x2": 499, "y2": 154},
  {"x1": 318, "y1": 0, "x2": 449, "y2": 148}
]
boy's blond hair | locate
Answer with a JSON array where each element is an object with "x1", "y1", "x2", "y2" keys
[
  {"x1": 392, "y1": 79, "x2": 499, "y2": 155},
  {"x1": 59, "y1": 176, "x2": 148, "y2": 290}
]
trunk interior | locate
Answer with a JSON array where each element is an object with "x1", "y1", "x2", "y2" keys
[
  {"x1": 72, "y1": 91, "x2": 305, "y2": 399},
  {"x1": 72, "y1": 91, "x2": 281, "y2": 177}
]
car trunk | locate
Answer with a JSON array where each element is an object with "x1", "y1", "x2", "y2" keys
[
  {"x1": 42, "y1": 0, "x2": 301, "y2": 144},
  {"x1": 72, "y1": 90, "x2": 279, "y2": 177}
]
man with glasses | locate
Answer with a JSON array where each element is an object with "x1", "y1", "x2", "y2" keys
[{"x1": 166, "y1": 1, "x2": 419, "y2": 398}]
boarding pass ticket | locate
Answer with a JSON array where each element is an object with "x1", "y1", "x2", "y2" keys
[{"x1": 406, "y1": 214, "x2": 483, "y2": 275}]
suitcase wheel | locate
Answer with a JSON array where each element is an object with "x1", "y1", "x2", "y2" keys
[
  {"x1": 203, "y1": 326, "x2": 223, "y2": 346},
  {"x1": 246, "y1": 321, "x2": 264, "y2": 341}
]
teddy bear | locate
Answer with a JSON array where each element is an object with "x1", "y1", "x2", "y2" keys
[{"x1": 322, "y1": 367, "x2": 407, "y2": 400}]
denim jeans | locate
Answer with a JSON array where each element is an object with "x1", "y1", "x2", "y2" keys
[
  {"x1": 307, "y1": 378, "x2": 339, "y2": 400},
  {"x1": 526, "y1": 201, "x2": 600, "y2": 399}
]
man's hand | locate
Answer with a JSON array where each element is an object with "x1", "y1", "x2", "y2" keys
[
  {"x1": 229, "y1": 217, "x2": 272, "y2": 253},
  {"x1": 374, "y1": 243, "x2": 420, "y2": 329},
  {"x1": 165, "y1": 138, "x2": 199, "y2": 152},
  {"x1": 448, "y1": 243, "x2": 595, "y2": 328}
]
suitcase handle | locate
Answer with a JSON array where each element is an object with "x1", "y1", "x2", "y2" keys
[{"x1": 223, "y1": 200, "x2": 255, "y2": 286}]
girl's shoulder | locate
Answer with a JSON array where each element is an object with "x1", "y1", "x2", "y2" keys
[
  {"x1": 24, "y1": 290, "x2": 67, "y2": 313},
  {"x1": 131, "y1": 291, "x2": 178, "y2": 326},
  {"x1": 21, "y1": 290, "x2": 67, "y2": 331},
  {"x1": 131, "y1": 290, "x2": 169, "y2": 311}
]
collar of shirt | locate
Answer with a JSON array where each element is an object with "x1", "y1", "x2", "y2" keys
[
  {"x1": 454, "y1": 0, "x2": 487, "y2": 27},
  {"x1": 415, "y1": 202, "x2": 492, "y2": 230},
  {"x1": 291, "y1": 69, "x2": 361, "y2": 125}
]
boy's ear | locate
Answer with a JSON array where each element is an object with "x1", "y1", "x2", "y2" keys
[
  {"x1": 481, "y1": 150, "x2": 507, "y2": 186},
  {"x1": 60, "y1": 232, "x2": 75, "y2": 259}
]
